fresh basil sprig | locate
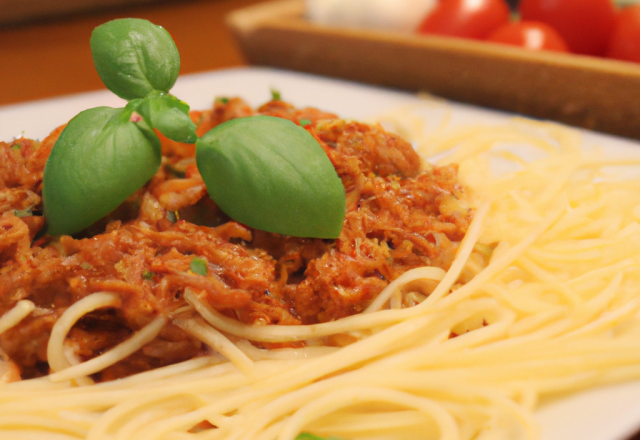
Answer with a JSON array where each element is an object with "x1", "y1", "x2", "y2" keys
[{"x1": 42, "y1": 18, "x2": 345, "y2": 239}]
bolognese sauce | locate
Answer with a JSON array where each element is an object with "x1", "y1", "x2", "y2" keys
[{"x1": 0, "y1": 98, "x2": 471, "y2": 381}]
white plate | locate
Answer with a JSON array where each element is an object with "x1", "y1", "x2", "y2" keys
[{"x1": 2, "y1": 66, "x2": 640, "y2": 440}]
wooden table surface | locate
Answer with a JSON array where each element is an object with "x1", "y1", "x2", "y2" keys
[{"x1": 0, "y1": 0, "x2": 269, "y2": 107}]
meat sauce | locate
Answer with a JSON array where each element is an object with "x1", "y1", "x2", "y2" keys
[{"x1": 0, "y1": 98, "x2": 471, "y2": 380}]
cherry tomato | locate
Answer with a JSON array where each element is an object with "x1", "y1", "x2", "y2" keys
[
  {"x1": 518, "y1": 0, "x2": 617, "y2": 56},
  {"x1": 606, "y1": 5, "x2": 640, "y2": 63},
  {"x1": 417, "y1": 0, "x2": 511, "y2": 40},
  {"x1": 487, "y1": 21, "x2": 569, "y2": 52}
]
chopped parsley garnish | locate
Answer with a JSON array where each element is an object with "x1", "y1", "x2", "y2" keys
[
  {"x1": 142, "y1": 270, "x2": 155, "y2": 280},
  {"x1": 14, "y1": 209, "x2": 33, "y2": 217},
  {"x1": 271, "y1": 88, "x2": 282, "y2": 101},
  {"x1": 299, "y1": 118, "x2": 312, "y2": 126},
  {"x1": 164, "y1": 163, "x2": 186, "y2": 178},
  {"x1": 166, "y1": 210, "x2": 178, "y2": 223},
  {"x1": 295, "y1": 434, "x2": 347, "y2": 440},
  {"x1": 190, "y1": 256, "x2": 208, "y2": 276}
]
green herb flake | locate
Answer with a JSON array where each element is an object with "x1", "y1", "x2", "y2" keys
[
  {"x1": 142, "y1": 270, "x2": 155, "y2": 280},
  {"x1": 80, "y1": 262, "x2": 93, "y2": 270},
  {"x1": 190, "y1": 257, "x2": 208, "y2": 276},
  {"x1": 10, "y1": 144, "x2": 21, "y2": 151},
  {"x1": 215, "y1": 97, "x2": 229, "y2": 104},
  {"x1": 164, "y1": 163, "x2": 186, "y2": 179},
  {"x1": 299, "y1": 118, "x2": 312, "y2": 126},
  {"x1": 270, "y1": 88, "x2": 281, "y2": 101},
  {"x1": 294, "y1": 434, "x2": 347, "y2": 440},
  {"x1": 14, "y1": 209, "x2": 33, "y2": 218},
  {"x1": 166, "y1": 211, "x2": 178, "y2": 224}
]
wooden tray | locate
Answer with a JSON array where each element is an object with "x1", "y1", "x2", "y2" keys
[{"x1": 227, "y1": 0, "x2": 640, "y2": 140}]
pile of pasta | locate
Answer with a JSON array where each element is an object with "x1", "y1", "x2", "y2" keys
[{"x1": 1, "y1": 113, "x2": 640, "y2": 440}]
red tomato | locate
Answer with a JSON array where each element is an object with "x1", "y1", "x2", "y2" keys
[
  {"x1": 417, "y1": 0, "x2": 511, "y2": 40},
  {"x1": 518, "y1": 0, "x2": 617, "y2": 56},
  {"x1": 487, "y1": 21, "x2": 569, "y2": 52},
  {"x1": 606, "y1": 5, "x2": 640, "y2": 63}
]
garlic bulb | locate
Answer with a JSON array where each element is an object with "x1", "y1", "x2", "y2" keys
[{"x1": 306, "y1": 0, "x2": 437, "y2": 33}]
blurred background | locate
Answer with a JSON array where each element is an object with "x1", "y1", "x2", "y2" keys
[
  {"x1": 0, "y1": 0, "x2": 271, "y2": 106},
  {"x1": 3, "y1": 0, "x2": 640, "y2": 141}
]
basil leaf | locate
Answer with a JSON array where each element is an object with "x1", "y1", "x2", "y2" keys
[
  {"x1": 43, "y1": 107, "x2": 161, "y2": 236},
  {"x1": 90, "y1": 18, "x2": 180, "y2": 100},
  {"x1": 135, "y1": 93, "x2": 197, "y2": 143},
  {"x1": 196, "y1": 116, "x2": 345, "y2": 239}
]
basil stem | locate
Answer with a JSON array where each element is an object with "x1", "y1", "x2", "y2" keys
[
  {"x1": 43, "y1": 107, "x2": 161, "y2": 236},
  {"x1": 195, "y1": 116, "x2": 345, "y2": 239},
  {"x1": 90, "y1": 18, "x2": 180, "y2": 100}
]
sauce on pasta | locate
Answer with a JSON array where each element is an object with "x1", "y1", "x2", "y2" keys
[
  {"x1": 0, "y1": 97, "x2": 471, "y2": 381},
  {"x1": 1, "y1": 98, "x2": 639, "y2": 440}
]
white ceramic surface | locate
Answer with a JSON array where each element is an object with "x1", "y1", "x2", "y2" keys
[{"x1": 1, "y1": 66, "x2": 639, "y2": 440}]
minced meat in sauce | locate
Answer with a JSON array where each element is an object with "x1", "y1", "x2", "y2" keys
[{"x1": 0, "y1": 98, "x2": 471, "y2": 380}]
